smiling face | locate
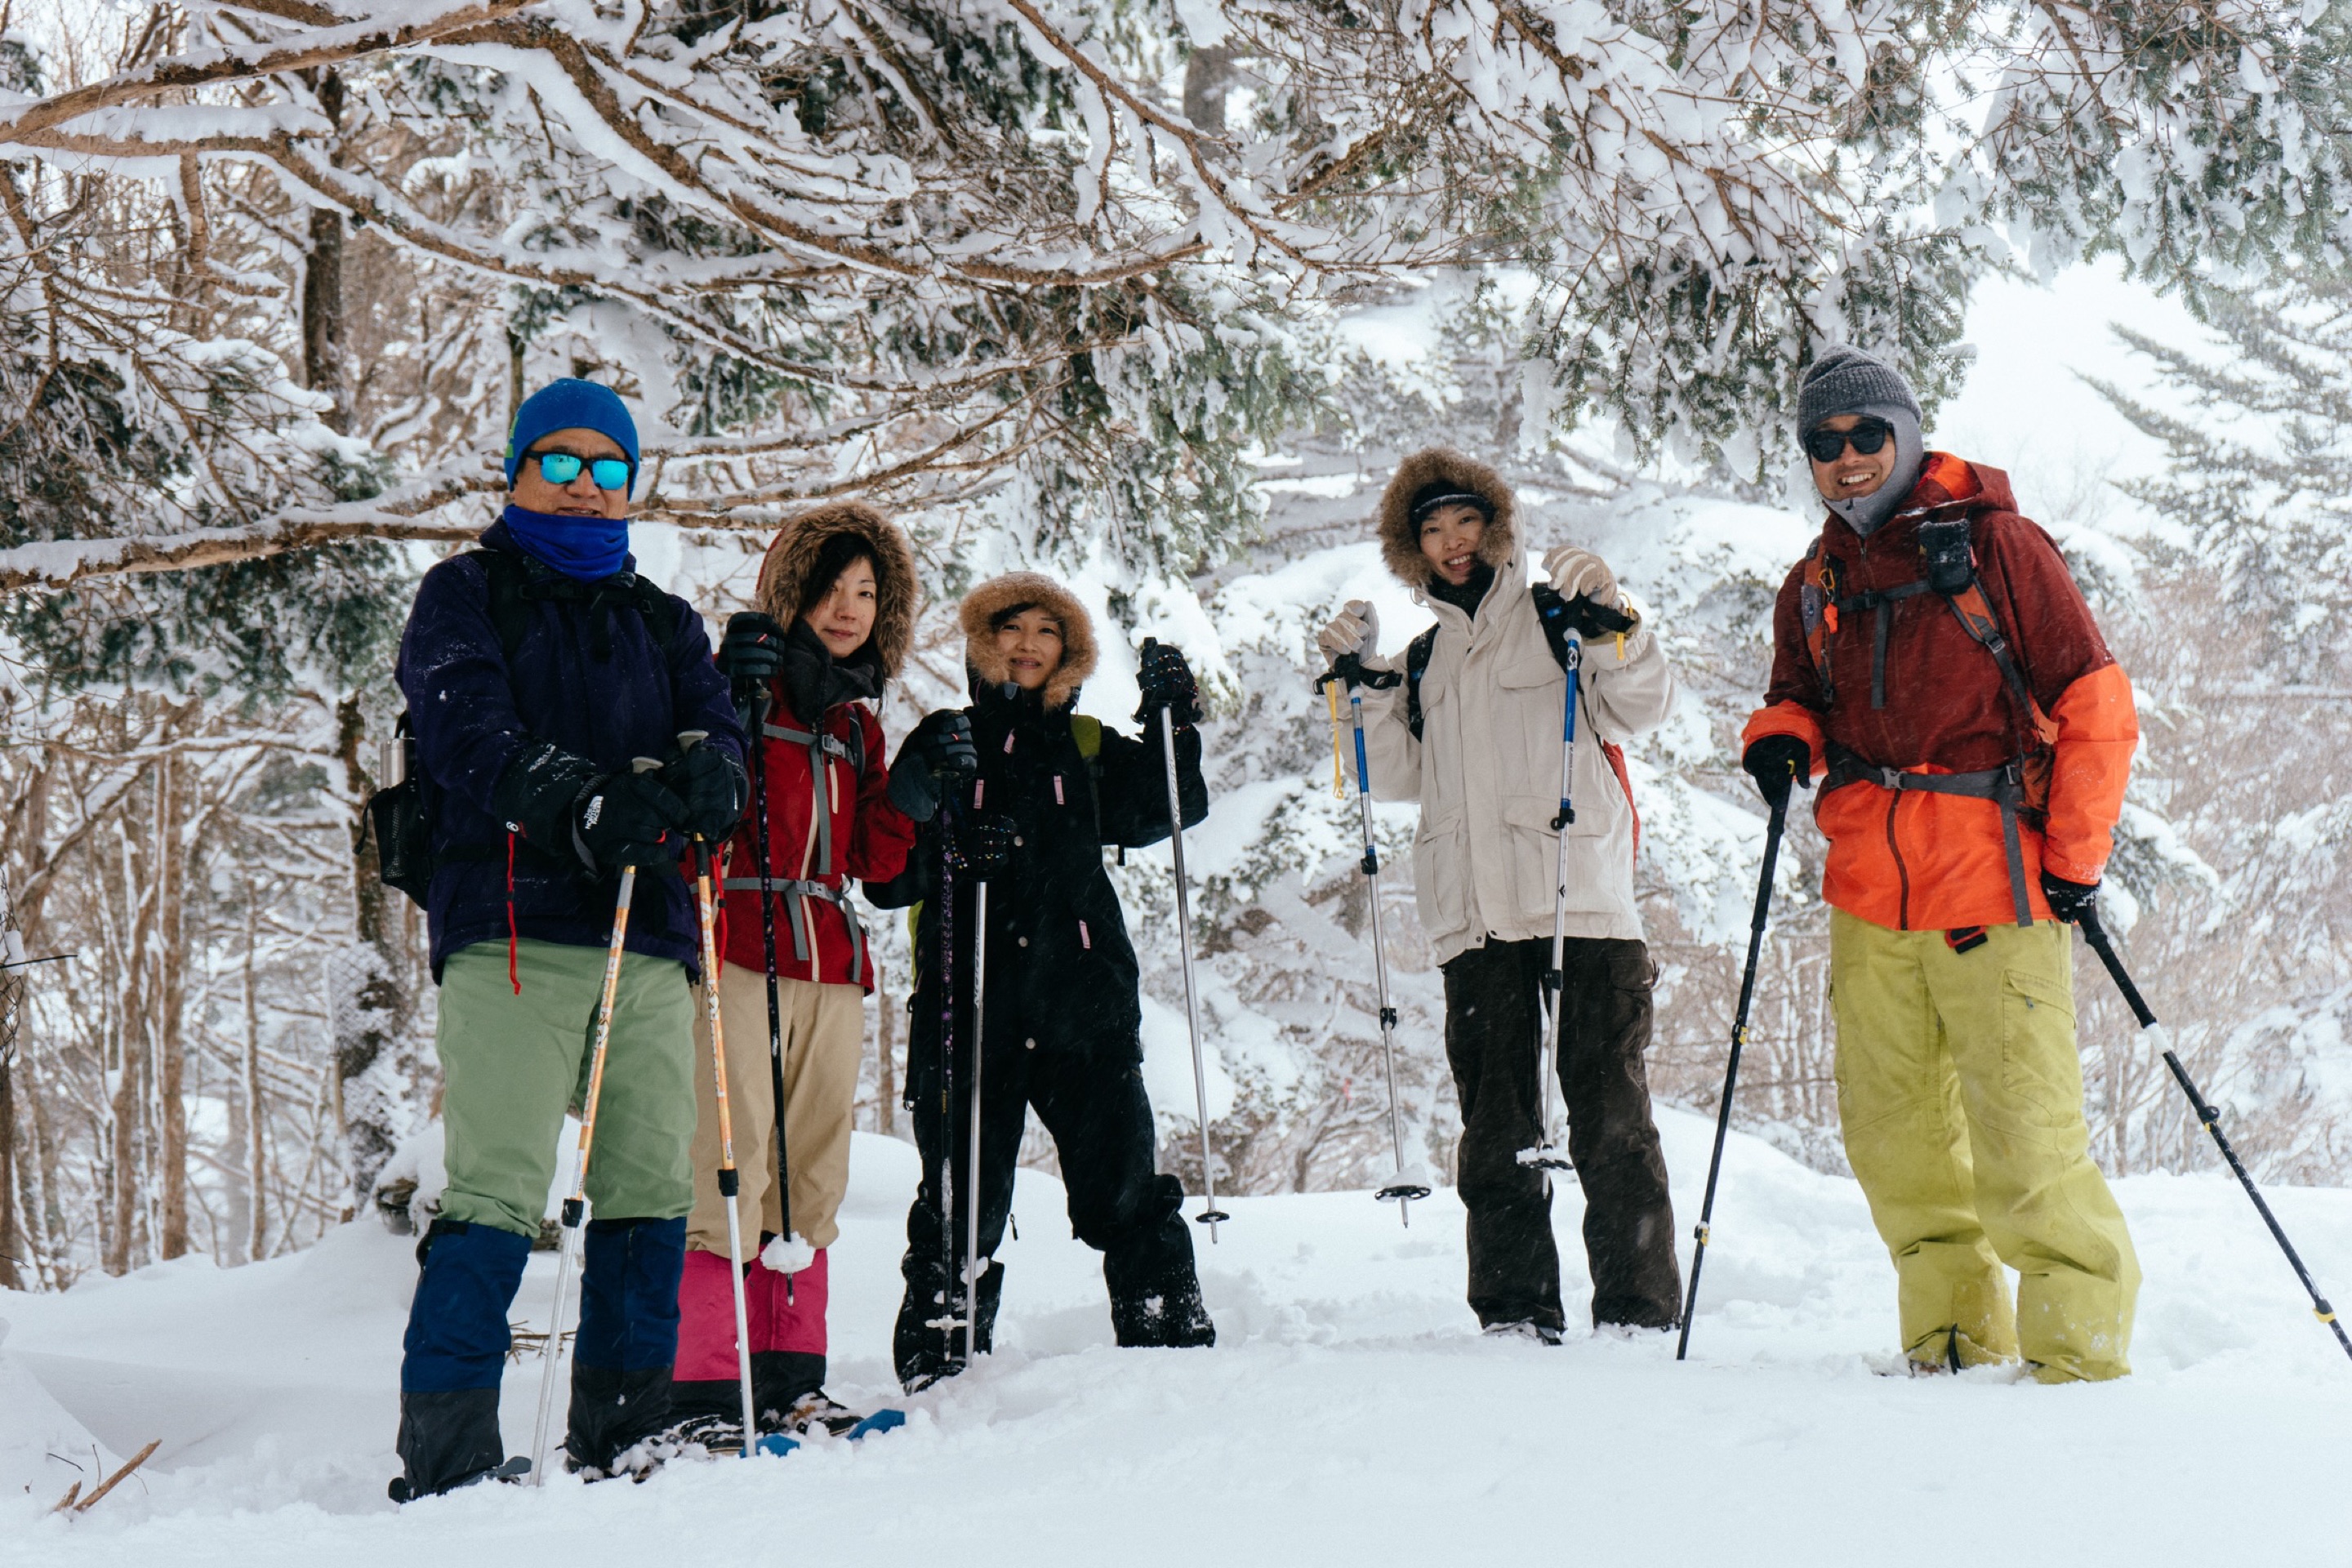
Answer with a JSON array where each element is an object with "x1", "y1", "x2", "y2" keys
[
  {"x1": 1418, "y1": 502, "x2": 1487, "y2": 586},
  {"x1": 992, "y1": 608, "x2": 1065, "y2": 692},
  {"x1": 800, "y1": 555, "x2": 878, "y2": 660},
  {"x1": 510, "y1": 426, "x2": 630, "y2": 519},
  {"x1": 1808, "y1": 413, "x2": 1897, "y2": 506}
]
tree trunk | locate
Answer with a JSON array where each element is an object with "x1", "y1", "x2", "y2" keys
[
  {"x1": 332, "y1": 694, "x2": 408, "y2": 1213},
  {"x1": 0, "y1": 1045, "x2": 20, "y2": 1291},
  {"x1": 156, "y1": 755, "x2": 190, "y2": 1260},
  {"x1": 302, "y1": 70, "x2": 348, "y2": 433}
]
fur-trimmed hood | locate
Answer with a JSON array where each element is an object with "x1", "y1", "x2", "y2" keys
[
  {"x1": 959, "y1": 572, "x2": 1098, "y2": 713},
  {"x1": 1375, "y1": 448, "x2": 1519, "y2": 589},
  {"x1": 753, "y1": 501, "x2": 920, "y2": 680}
]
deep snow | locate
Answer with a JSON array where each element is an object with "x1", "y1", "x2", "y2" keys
[{"x1": 6, "y1": 1111, "x2": 2350, "y2": 1566}]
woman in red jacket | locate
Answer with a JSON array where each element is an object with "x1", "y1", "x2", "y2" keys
[{"x1": 669, "y1": 502, "x2": 971, "y2": 1440}]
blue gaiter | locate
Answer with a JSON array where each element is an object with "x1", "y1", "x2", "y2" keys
[{"x1": 501, "y1": 504, "x2": 629, "y2": 582}]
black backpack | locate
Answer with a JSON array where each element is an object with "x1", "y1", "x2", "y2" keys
[
  {"x1": 368, "y1": 550, "x2": 684, "y2": 907},
  {"x1": 1399, "y1": 582, "x2": 1633, "y2": 741}
]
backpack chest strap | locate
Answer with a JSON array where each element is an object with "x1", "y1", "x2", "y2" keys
[
  {"x1": 1823, "y1": 742, "x2": 2036, "y2": 927},
  {"x1": 760, "y1": 719, "x2": 853, "y2": 875},
  {"x1": 721, "y1": 874, "x2": 866, "y2": 978}
]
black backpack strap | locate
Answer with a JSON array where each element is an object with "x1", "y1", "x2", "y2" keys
[
  {"x1": 474, "y1": 547, "x2": 683, "y2": 664},
  {"x1": 1404, "y1": 626, "x2": 1439, "y2": 743}
]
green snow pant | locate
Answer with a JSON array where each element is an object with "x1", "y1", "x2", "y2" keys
[
  {"x1": 435, "y1": 938, "x2": 698, "y2": 1237},
  {"x1": 1829, "y1": 909, "x2": 2140, "y2": 1382}
]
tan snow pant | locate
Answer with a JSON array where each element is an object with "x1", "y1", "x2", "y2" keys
[
  {"x1": 1830, "y1": 908, "x2": 2140, "y2": 1382},
  {"x1": 685, "y1": 960, "x2": 866, "y2": 1254}
]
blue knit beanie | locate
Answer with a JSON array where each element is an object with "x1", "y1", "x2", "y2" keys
[{"x1": 505, "y1": 379, "x2": 640, "y2": 496}]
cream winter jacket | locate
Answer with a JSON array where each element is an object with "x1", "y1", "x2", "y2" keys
[{"x1": 1356, "y1": 547, "x2": 1676, "y2": 965}]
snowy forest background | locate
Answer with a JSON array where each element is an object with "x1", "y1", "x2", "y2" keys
[{"x1": 2, "y1": 0, "x2": 2350, "y2": 1290}]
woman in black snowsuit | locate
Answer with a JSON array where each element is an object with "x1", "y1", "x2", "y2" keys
[{"x1": 868, "y1": 572, "x2": 1215, "y2": 1390}]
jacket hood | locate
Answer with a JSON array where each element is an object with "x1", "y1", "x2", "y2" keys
[
  {"x1": 754, "y1": 501, "x2": 920, "y2": 681},
  {"x1": 960, "y1": 572, "x2": 1098, "y2": 713},
  {"x1": 1375, "y1": 448, "x2": 1519, "y2": 589},
  {"x1": 1851, "y1": 453, "x2": 2016, "y2": 536}
]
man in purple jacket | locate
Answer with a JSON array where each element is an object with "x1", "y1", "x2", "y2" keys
[{"x1": 391, "y1": 380, "x2": 746, "y2": 1499}]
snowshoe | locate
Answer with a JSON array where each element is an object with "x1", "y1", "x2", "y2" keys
[
  {"x1": 782, "y1": 1391, "x2": 868, "y2": 1437},
  {"x1": 386, "y1": 1454, "x2": 529, "y2": 1503}
]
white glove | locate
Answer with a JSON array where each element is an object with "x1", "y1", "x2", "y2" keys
[
  {"x1": 1543, "y1": 544, "x2": 1619, "y2": 608},
  {"x1": 1316, "y1": 599, "x2": 1378, "y2": 661}
]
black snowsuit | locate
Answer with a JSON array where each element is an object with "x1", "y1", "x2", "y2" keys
[{"x1": 866, "y1": 678, "x2": 1214, "y2": 1388}]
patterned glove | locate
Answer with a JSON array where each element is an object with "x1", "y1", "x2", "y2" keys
[
  {"x1": 948, "y1": 812, "x2": 1017, "y2": 881},
  {"x1": 1134, "y1": 639, "x2": 1204, "y2": 727}
]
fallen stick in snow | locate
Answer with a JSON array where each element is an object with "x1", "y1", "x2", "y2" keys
[
  {"x1": 48, "y1": 1481, "x2": 80, "y2": 1514},
  {"x1": 72, "y1": 1440, "x2": 163, "y2": 1514}
]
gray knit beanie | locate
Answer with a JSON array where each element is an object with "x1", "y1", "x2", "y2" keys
[{"x1": 1796, "y1": 346, "x2": 1925, "y2": 537}]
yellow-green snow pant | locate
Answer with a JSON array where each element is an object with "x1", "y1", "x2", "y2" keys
[
  {"x1": 1829, "y1": 908, "x2": 2139, "y2": 1381},
  {"x1": 435, "y1": 938, "x2": 698, "y2": 1237}
]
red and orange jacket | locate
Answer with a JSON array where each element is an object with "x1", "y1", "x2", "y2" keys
[
  {"x1": 715, "y1": 684, "x2": 915, "y2": 991},
  {"x1": 1741, "y1": 455, "x2": 2136, "y2": 932}
]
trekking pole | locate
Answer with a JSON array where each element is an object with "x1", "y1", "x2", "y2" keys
[
  {"x1": 1520, "y1": 626, "x2": 1579, "y2": 1176},
  {"x1": 964, "y1": 873, "x2": 989, "y2": 1369},
  {"x1": 1675, "y1": 784, "x2": 1790, "y2": 1361},
  {"x1": 926, "y1": 804, "x2": 964, "y2": 1371},
  {"x1": 531, "y1": 755, "x2": 665, "y2": 1483},
  {"x1": 1317, "y1": 663, "x2": 1432, "y2": 1227},
  {"x1": 1143, "y1": 638, "x2": 1231, "y2": 1241},
  {"x1": 680, "y1": 730, "x2": 761, "y2": 1454},
  {"x1": 745, "y1": 684, "x2": 796, "y2": 1303},
  {"x1": 2079, "y1": 909, "x2": 2352, "y2": 1365}
]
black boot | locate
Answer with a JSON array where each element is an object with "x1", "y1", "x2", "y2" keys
[
  {"x1": 564, "y1": 1365, "x2": 676, "y2": 1477},
  {"x1": 1103, "y1": 1176, "x2": 1215, "y2": 1349},
  {"x1": 893, "y1": 1254, "x2": 1004, "y2": 1392},
  {"x1": 751, "y1": 1349, "x2": 826, "y2": 1430}
]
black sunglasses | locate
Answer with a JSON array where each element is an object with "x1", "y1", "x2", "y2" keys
[{"x1": 1804, "y1": 418, "x2": 1895, "y2": 465}]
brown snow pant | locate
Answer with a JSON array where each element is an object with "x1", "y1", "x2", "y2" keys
[
  {"x1": 1442, "y1": 936, "x2": 1682, "y2": 1332},
  {"x1": 685, "y1": 960, "x2": 866, "y2": 1254}
]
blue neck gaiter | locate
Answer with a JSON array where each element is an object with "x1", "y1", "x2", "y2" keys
[{"x1": 501, "y1": 504, "x2": 629, "y2": 581}]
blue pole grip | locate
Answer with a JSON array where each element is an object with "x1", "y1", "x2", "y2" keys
[{"x1": 1350, "y1": 693, "x2": 1372, "y2": 794}]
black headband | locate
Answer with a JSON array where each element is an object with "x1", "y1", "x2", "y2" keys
[{"x1": 1410, "y1": 489, "x2": 1494, "y2": 525}]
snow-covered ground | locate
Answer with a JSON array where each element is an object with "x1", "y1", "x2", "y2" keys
[{"x1": 7, "y1": 1112, "x2": 2350, "y2": 1566}]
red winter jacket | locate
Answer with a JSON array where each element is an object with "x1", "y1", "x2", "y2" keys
[
  {"x1": 1742, "y1": 455, "x2": 2137, "y2": 932},
  {"x1": 715, "y1": 684, "x2": 915, "y2": 991}
]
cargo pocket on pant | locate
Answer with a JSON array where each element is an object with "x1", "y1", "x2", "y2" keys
[{"x1": 1999, "y1": 965, "x2": 2079, "y2": 1126}]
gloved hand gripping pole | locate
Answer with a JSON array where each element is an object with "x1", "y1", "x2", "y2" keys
[
  {"x1": 1676, "y1": 780, "x2": 1790, "y2": 1361},
  {"x1": 1143, "y1": 638, "x2": 1230, "y2": 1241},
  {"x1": 2080, "y1": 909, "x2": 2352, "y2": 1365},
  {"x1": 531, "y1": 755, "x2": 665, "y2": 1483},
  {"x1": 1319, "y1": 659, "x2": 1431, "y2": 1227}
]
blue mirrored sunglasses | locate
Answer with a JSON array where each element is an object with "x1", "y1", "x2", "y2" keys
[{"x1": 528, "y1": 450, "x2": 633, "y2": 492}]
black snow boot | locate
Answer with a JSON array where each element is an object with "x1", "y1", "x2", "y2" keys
[
  {"x1": 391, "y1": 1388, "x2": 508, "y2": 1501},
  {"x1": 1103, "y1": 1176, "x2": 1215, "y2": 1349},
  {"x1": 564, "y1": 1365, "x2": 676, "y2": 1477},
  {"x1": 1105, "y1": 1244, "x2": 1215, "y2": 1348},
  {"x1": 893, "y1": 1255, "x2": 1004, "y2": 1392},
  {"x1": 751, "y1": 1349, "x2": 826, "y2": 1430}
]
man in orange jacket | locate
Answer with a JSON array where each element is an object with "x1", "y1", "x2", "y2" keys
[{"x1": 1741, "y1": 346, "x2": 2140, "y2": 1381}]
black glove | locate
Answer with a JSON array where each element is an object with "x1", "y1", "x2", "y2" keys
[
  {"x1": 663, "y1": 742, "x2": 746, "y2": 842},
  {"x1": 491, "y1": 742, "x2": 604, "y2": 872},
  {"x1": 2040, "y1": 870, "x2": 2100, "y2": 924},
  {"x1": 1741, "y1": 734, "x2": 1812, "y2": 813},
  {"x1": 574, "y1": 767, "x2": 689, "y2": 875},
  {"x1": 1568, "y1": 593, "x2": 1637, "y2": 640},
  {"x1": 947, "y1": 811, "x2": 1017, "y2": 880},
  {"x1": 1134, "y1": 638, "x2": 1203, "y2": 728},
  {"x1": 887, "y1": 710, "x2": 978, "y2": 824},
  {"x1": 716, "y1": 611, "x2": 786, "y2": 688}
]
